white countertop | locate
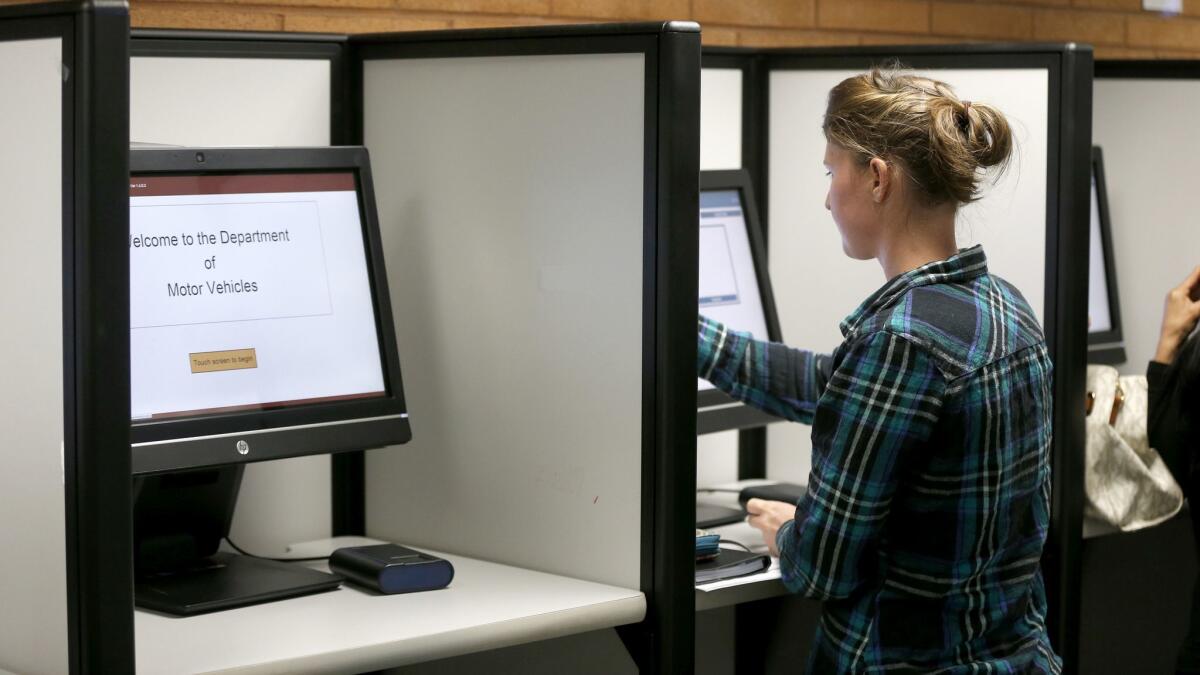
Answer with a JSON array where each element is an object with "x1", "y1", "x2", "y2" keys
[
  {"x1": 694, "y1": 483, "x2": 791, "y2": 612},
  {"x1": 136, "y1": 537, "x2": 646, "y2": 674}
]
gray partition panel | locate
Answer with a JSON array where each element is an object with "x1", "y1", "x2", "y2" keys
[
  {"x1": 130, "y1": 37, "x2": 338, "y2": 556},
  {"x1": 130, "y1": 56, "x2": 331, "y2": 147},
  {"x1": 0, "y1": 32, "x2": 68, "y2": 675},
  {"x1": 356, "y1": 24, "x2": 701, "y2": 673},
  {"x1": 760, "y1": 46, "x2": 1091, "y2": 663},
  {"x1": 0, "y1": 3, "x2": 131, "y2": 672},
  {"x1": 701, "y1": 67, "x2": 743, "y2": 172},
  {"x1": 1093, "y1": 73, "x2": 1200, "y2": 375},
  {"x1": 363, "y1": 51, "x2": 646, "y2": 589}
]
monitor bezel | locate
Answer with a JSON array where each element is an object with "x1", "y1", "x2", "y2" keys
[
  {"x1": 1088, "y1": 145, "x2": 1125, "y2": 349},
  {"x1": 697, "y1": 169, "x2": 784, "y2": 430},
  {"x1": 129, "y1": 146, "x2": 411, "y2": 475}
]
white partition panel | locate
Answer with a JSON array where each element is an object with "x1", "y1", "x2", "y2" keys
[
  {"x1": 131, "y1": 53, "x2": 333, "y2": 554},
  {"x1": 767, "y1": 67, "x2": 1049, "y2": 481},
  {"x1": 1094, "y1": 78, "x2": 1200, "y2": 375},
  {"x1": 697, "y1": 431, "x2": 740, "y2": 487},
  {"x1": 363, "y1": 53, "x2": 645, "y2": 589},
  {"x1": 0, "y1": 36, "x2": 68, "y2": 675},
  {"x1": 701, "y1": 68, "x2": 742, "y2": 171},
  {"x1": 131, "y1": 57, "x2": 330, "y2": 147}
]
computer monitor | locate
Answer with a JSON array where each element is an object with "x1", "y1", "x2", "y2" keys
[
  {"x1": 697, "y1": 169, "x2": 784, "y2": 434},
  {"x1": 1088, "y1": 146, "x2": 1126, "y2": 364},
  {"x1": 128, "y1": 146, "x2": 411, "y2": 614}
]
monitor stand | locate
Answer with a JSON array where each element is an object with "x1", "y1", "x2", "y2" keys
[{"x1": 133, "y1": 465, "x2": 341, "y2": 616}]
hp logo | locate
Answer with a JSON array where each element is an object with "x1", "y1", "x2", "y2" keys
[{"x1": 236, "y1": 440, "x2": 250, "y2": 456}]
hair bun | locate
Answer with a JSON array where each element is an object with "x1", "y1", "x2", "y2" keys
[
  {"x1": 824, "y1": 66, "x2": 1014, "y2": 205},
  {"x1": 959, "y1": 99, "x2": 1013, "y2": 169},
  {"x1": 919, "y1": 87, "x2": 1013, "y2": 201}
]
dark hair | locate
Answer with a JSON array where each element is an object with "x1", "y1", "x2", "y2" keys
[{"x1": 823, "y1": 63, "x2": 1013, "y2": 206}]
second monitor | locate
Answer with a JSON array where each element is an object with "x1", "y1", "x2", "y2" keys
[
  {"x1": 1087, "y1": 145, "x2": 1126, "y2": 364},
  {"x1": 697, "y1": 169, "x2": 784, "y2": 435}
]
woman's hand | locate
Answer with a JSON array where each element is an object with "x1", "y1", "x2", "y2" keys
[
  {"x1": 745, "y1": 498, "x2": 797, "y2": 557},
  {"x1": 1155, "y1": 266, "x2": 1200, "y2": 365}
]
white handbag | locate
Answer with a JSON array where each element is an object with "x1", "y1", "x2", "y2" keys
[{"x1": 1083, "y1": 364, "x2": 1183, "y2": 535}]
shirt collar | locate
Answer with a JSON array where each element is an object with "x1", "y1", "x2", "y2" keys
[{"x1": 840, "y1": 245, "x2": 989, "y2": 338}]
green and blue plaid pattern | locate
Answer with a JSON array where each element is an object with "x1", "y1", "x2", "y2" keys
[{"x1": 699, "y1": 246, "x2": 1062, "y2": 673}]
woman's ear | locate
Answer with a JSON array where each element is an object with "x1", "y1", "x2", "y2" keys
[{"x1": 868, "y1": 157, "x2": 891, "y2": 203}]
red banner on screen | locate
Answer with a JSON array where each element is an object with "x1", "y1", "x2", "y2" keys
[{"x1": 130, "y1": 172, "x2": 356, "y2": 197}]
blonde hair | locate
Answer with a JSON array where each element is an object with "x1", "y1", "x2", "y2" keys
[{"x1": 823, "y1": 64, "x2": 1013, "y2": 206}]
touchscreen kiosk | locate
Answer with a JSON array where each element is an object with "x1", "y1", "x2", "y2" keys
[
  {"x1": 697, "y1": 169, "x2": 783, "y2": 435},
  {"x1": 129, "y1": 147, "x2": 410, "y2": 614}
]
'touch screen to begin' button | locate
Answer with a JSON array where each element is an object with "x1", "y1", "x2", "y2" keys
[{"x1": 190, "y1": 348, "x2": 258, "y2": 374}]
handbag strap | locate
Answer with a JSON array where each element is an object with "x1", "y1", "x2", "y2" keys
[{"x1": 1085, "y1": 384, "x2": 1125, "y2": 426}]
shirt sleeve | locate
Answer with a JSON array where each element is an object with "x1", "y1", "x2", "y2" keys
[
  {"x1": 697, "y1": 314, "x2": 833, "y2": 425},
  {"x1": 1147, "y1": 360, "x2": 1186, "y2": 483},
  {"x1": 1147, "y1": 360, "x2": 1168, "y2": 423},
  {"x1": 776, "y1": 331, "x2": 945, "y2": 600}
]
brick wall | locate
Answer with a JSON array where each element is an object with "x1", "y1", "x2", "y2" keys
[
  {"x1": 124, "y1": 0, "x2": 1200, "y2": 59},
  {"x1": 5, "y1": 0, "x2": 1195, "y2": 59}
]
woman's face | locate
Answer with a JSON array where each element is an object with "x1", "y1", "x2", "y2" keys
[{"x1": 824, "y1": 141, "x2": 882, "y2": 260}]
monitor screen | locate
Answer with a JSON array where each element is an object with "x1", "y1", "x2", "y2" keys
[
  {"x1": 698, "y1": 189, "x2": 770, "y2": 392},
  {"x1": 1086, "y1": 146, "x2": 1125, "y2": 364},
  {"x1": 1088, "y1": 170, "x2": 1113, "y2": 336},
  {"x1": 129, "y1": 147, "x2": 410, "y2": 475},
  {"x1": 130, "y1": 172, "x2": 387, "y2": 421}
]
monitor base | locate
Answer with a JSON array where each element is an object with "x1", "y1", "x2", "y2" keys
[
  {"x1": 135, "y1": 551, "x2": 342, "y2": 616},
  {"x1": 697, "y1": 503, "x2": 745, "y2": 529}
]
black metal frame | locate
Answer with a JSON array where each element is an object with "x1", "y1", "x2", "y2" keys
[
  {"x1": 128, "y1": 146, "x2": 412, "y2": 475},
  {"x1": 71, "y1": 4, "x2": 132, "y2": 672},
  {"x1": 0, "y1": 1, "x2": 132, "y2": 672},
  {"x1": 1087, "y1": 146, "x2": 1126, "y2": 364},
  {"x1": 697, "y1": 169, "x2": 785, "y2": 435},
  {"x1": 349, "y1": 23, "x2": 700, "y2": 673},
  {"x1": 1096, "y1": 59, "x2": 1200, "y2": 80},
  {"x1": 702, "y1": 43, "x2": 1093, "y2": 670}
]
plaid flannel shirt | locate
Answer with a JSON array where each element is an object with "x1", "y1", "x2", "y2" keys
[{"x1": 698, "y1": 246, "x2": 1062, "y2": 673}]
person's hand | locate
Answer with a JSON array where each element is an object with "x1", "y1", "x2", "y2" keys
[
  {"x1": 1155, "y1": 266, "x2": 1200, "y2": 365},
  {"x1": 745, "y1": 498, "x2": 796, "y2": 557}
]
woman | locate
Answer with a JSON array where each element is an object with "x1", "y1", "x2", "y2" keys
[
  {"x1": 698, "y1": 67, "x2": 1062, "y2": 672},
  {"x1": 1146, "y1": 268, "x2": 1200, "y2": 673}
]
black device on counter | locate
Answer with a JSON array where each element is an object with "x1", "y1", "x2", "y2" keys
[
  {"x1": 738, "y1": 482, "x2": 807, "y2": 508},
  {"x1": 330, "y1": 544, "x2": 455, "y2": 594},
  {"x1": 696, "y1": 502, "x2": 745, "y2": 529},
  {"x1": 695, "y1": 548, "x2": 771, "y2": 584},
  {"x1": 135, "y1": 551, "x2": 343, "y2": 616}
]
